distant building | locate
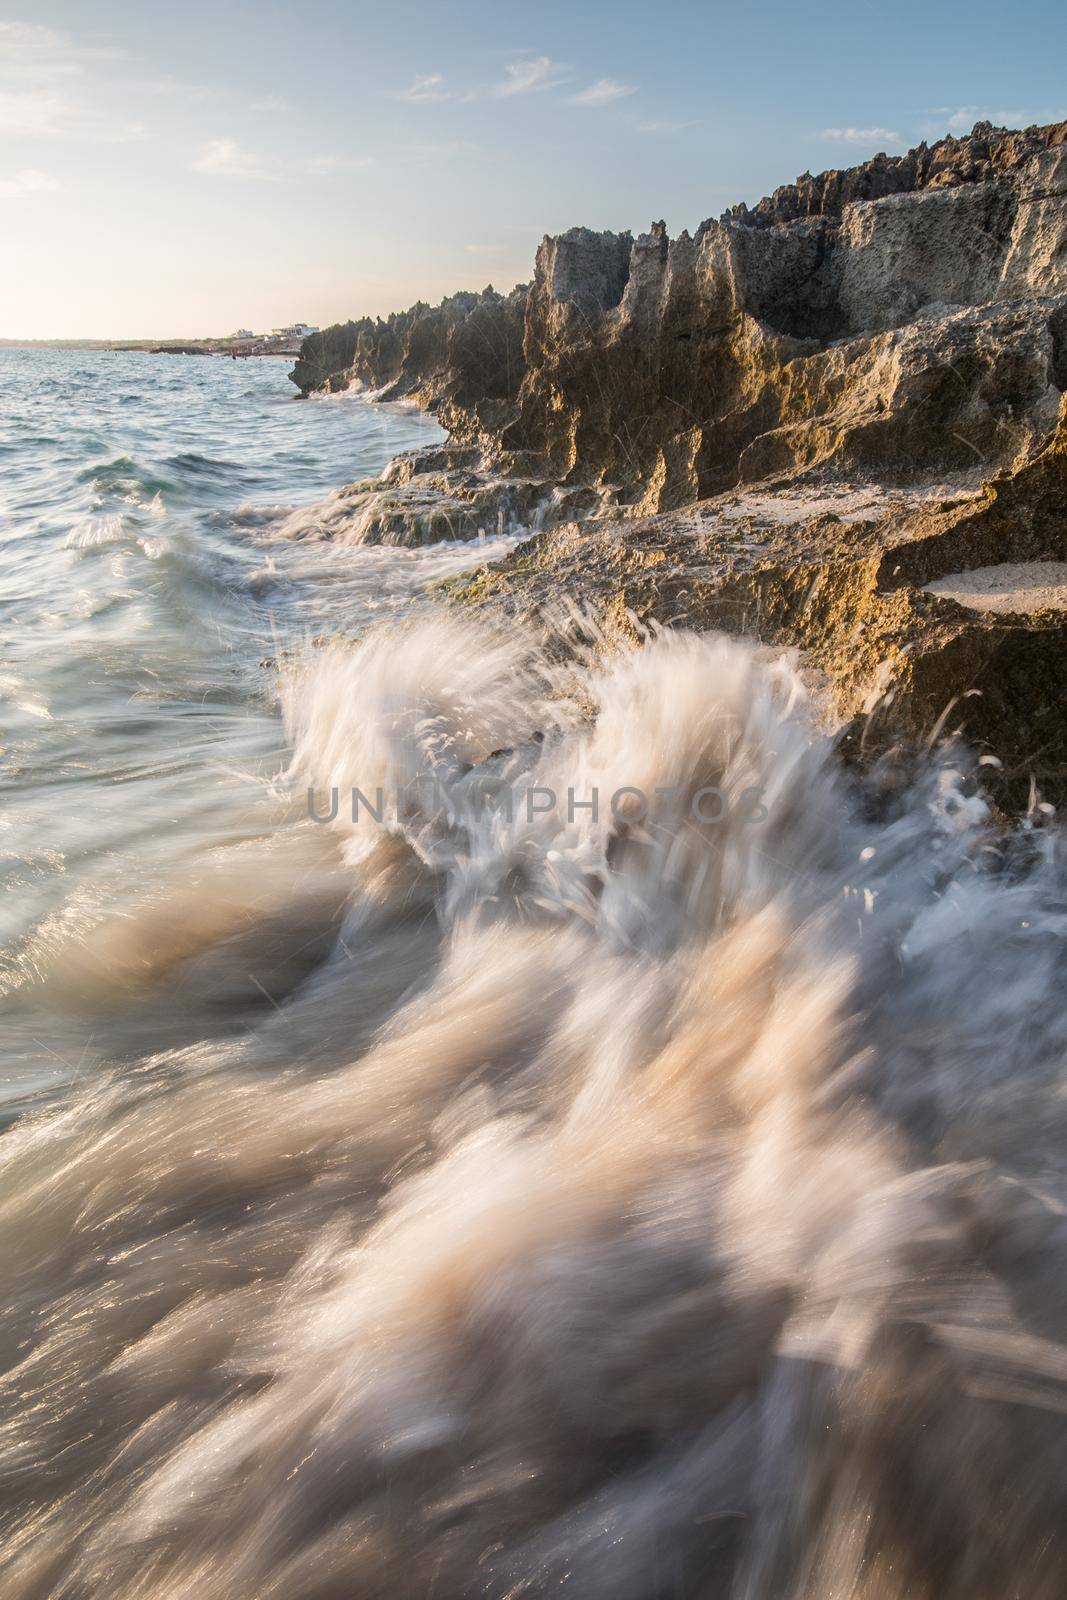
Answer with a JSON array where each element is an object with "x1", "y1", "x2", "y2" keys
[
  {"x1": 231, "y1": 328, "x2": 255, "y2": 341},
  {"x1": 272, "y1": 323, "x2": 319, "y2": 340}
]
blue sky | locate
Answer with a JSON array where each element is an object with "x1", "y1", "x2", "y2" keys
[{"x1": 1, "y1": 0, "x2": 1064, "y2": 337}]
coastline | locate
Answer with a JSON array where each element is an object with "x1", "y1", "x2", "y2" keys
[
  {"x1": 6, "y1": 84, "x2": 1067, "y2": 1596},
  {"x1": 0, "y1": 341, "x2": 303, "y2": 359},
  {"x1": 284, "y1": 117, "x2": 1067, "y2": 804}
]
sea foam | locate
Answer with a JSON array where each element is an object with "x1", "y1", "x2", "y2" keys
[{"x1": 3, "y1": 615, "x2": 1067, "y2": 1598}]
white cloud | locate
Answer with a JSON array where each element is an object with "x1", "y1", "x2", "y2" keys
[
  {"x1": 193, "y1": 139, "x2": 268, "y2": 178},
  {"x1": 0, "y1": 88, "x2": 69, "y2": 134},
  {"x1": 193, "y1": 142, "x2": 371, "y2": 181},
  {"x1": 249, "y1": 94, "x2": 290, "y2": 113},
  {"x1": 941, "y1": 105, "x2": 981, "y2": 131},
  {"x1": 400, "y1": 139, "x2": 479, "y2": 159},
  {"x1": 986, "y1": 109, "x2": 1035, "y2": 127},
  {"x1": 304, "y1": 153, "x2": 373, "y2": 174},
  {"x1": 72, "y1": 112, "x2": 144, "y2": 143},
  {"x1": 0, "y1": 21, "x2": 66, "y2": 48},
  {"x1": 568, "y1": 77, "x2": 637, "y2": 108},
  {"x1": 0, "y1": 20, "x2": 123, "y2": 76},
  {"x1": 0, "y1": 86, "x2": 140, "y2": 141},
  {"x1": 395, "y1": 54, "x2": 587, "y2": 105},
  {"x1": 491, "y1": 56, "x2": 568, "y2": 97},
  {"x1": 0, "y1": 167, "x2": 62, "y2": 198},
  {"x1": 923, "y1": 106, "x2": 1046, "y2": 137},
  {"x1": 819, "y1": 126, "x2": 901, "y2": 146},
  {"x1": 396, "y1": 72, "x2": 450, "y2": 103},
  {"x1": 0, "y1": 22, "x2": 141, "y2": 140},
  {"x1": 637, "y1": 117, "x2": 698, "y2": 134}
]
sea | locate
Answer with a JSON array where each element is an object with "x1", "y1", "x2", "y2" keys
[
  {"x1": 3, "y1": 345, "x2": 1067, "y2": 1598},
  {"x1": 0, "y1": 347, "x2": 501, "y2": 1109}
]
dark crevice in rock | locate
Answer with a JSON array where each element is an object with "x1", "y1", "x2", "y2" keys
[{"x1": 1050, "y1": 304, "x2": 1067, "y2": 391}]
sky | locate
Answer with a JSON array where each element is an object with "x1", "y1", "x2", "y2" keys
[{"x1": 1, "y1": 0, "x2": 1064, "y2": 338}]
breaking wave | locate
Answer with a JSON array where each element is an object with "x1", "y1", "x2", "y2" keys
[
  {"x1": 4, "y1": 615, "x2": 1067, "y2": 1598},
  {"x1": 76, "y1": 454, "x2": 178, "y2": 502}
]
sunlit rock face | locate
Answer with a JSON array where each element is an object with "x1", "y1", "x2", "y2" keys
[
  {"x1": 292, "y1": 119, "x2": 1067, "y2": 507},
  {"x1": 288, "y1": 120, "x2": 1067, "y2": 795}
]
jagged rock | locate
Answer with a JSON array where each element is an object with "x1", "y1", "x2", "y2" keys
[
  {"x1": 727, "y1": 119, "x2": 1067, "y2": 225},
  {"x1": 288, "y1": 120, "x2": 1067, "y2": 794},
  {"x1": 290, "y1": 285, "x2": 528, "y2": 449},
  {"x1": 291, "y1": 119, "x2": 1067, "y2": 506},
  {"x1": 444, "y1": 400, "x2": 1067, "y2": 802}
]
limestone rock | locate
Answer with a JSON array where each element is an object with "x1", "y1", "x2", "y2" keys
[
  {"x1": 291, "y1": 118, "x2": 1067, "y2": 510},
  {"x1": 290, "y1": 285, "x2": 528, "y2": 450},
  {"x1": 445, "y1": 402, "x2": 1067, "y2": 803},
  {"x1": 287, "y1": 120, "x2": 1067, "y2": 795}
]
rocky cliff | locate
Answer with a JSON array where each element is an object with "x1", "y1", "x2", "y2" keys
[
  {"x1": 288, "y1": 120, "x2": 1067, "y2": 800},
  {"x1": 290, "y1": 285, "x2": 528, "y2": 446},
  {"x1": 292, "y1": 119, "x2": 1066, "y2": 503}
]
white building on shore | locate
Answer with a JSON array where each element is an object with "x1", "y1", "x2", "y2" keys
[{"x1": 270, "y1": 323, "x2": 319, "y2": 342}]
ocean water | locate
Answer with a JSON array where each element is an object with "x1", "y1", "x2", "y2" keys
[
  {"x1": 0, "y1": 348, "x2": 506, "y2": 1107},
  {"x1": 4, "y1": 349, "x2": 1067, "y2": 1597}
]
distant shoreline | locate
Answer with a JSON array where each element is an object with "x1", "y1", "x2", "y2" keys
[{"x1": 0, "y1": 341, "x2": 302, "y2": 357}]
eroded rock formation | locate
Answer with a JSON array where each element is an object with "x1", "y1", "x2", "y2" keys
[
  {"x1": 290, "y1": 285, "x2": 528, "y2": 446},
  {"x1": 444, "y1": 400, "x2": 1067, "y2": 802},
  {"x1": 292, "y1": 119, "x2": 1066, "y2": 503},
  {"x1": 288, "y1": 120, "x2": 1067, "y2": 798}
]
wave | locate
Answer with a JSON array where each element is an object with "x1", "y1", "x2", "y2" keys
[
  {"x1": 304, "y1": 378, "x2": 445, "y2": 425},
  {"x1": 76, "y1": 455, "x2": 177, "y2": 501},
  {"x1": 63, "y1": 513, "x2": 133, "y2": 550},
  {"x1": 270, "y1": 476, "x2": 555, "y2": 548},
  {"x1": 3, "y1": 617, "x2": 1066, "y2": 1596},
  {"x1": 75, "y1": 454, "x2": 251, "y2": 509},
  {"x1": 164, "y1": 451, "x2": 255, "y2": 484}
]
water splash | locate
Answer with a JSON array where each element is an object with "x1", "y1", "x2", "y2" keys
[{"x1": 3, "y1": 615, "x2": 1067, "y2": 1597}]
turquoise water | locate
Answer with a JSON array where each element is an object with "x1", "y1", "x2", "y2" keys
[{"x1": 0, "y1": 349, "x2": 470, "y2": 1108}]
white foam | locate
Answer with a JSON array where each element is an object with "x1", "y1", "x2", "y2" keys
[{"x1": 4, "y1": 618, "x2": 1066, "y2": 1598}]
